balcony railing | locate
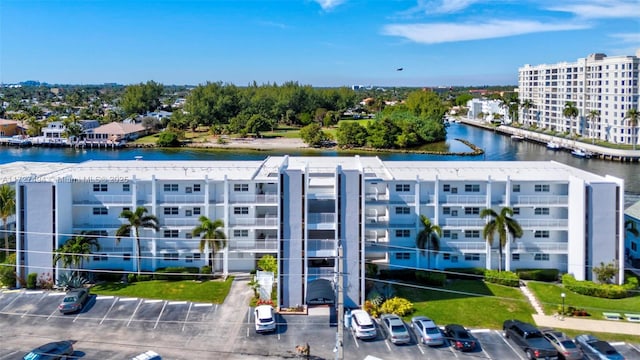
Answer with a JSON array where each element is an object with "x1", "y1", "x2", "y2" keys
[
  {"x1": 518, "y1": 219, "x2": 568, "y2": 228},
  {"x1": 512, "y1": 242, "x2": 568, "y2": 253},
  {"x1": 163, "y1": 218, "x2": 199, "y2": 227},
  {"x1": 307, "y1": 213, "x2": 336, "y2": 224},
  {"x1": 443, "y1": 195, "x2": 487, "y2": 205},
  {"x1": 365, "y1": 192, "x2": 389, "y2": 201},
  {"x1": 73, "y1": 195, "x2": 133, "y2": 204},
  {"x1": 514, "y1": 195, "x2": 569, "y2": 205},
  {"x1": 229, "y1": 193, "x2": 278, "y2": 204},
  {"x1": 228, "y1": 239, "x2": 278, "y2": 251},
  {"x1": 307, "y1": 239, "x2": 337, "y2": 252},
  {"x1": 442, "y1": 241, "x2": 487, "y2": 252},
  {"x1": 444, "y1": 218, "x2": 485, "y2": 227},
  {"x1": 389, "y1": 194, "x2": 415, "y2": 204},
  {"x1": 365, "y1": 233, "x2": 388, "y2": 243},
  {"x1": 73, "y1": 223, "x2": 122, "y2": 229},
  {"x1": 160, "y1": 195, "x2": 205, "y2": 204},
  {"x1": 229, "y1": 216, "x2": 278, "y2": 226}
]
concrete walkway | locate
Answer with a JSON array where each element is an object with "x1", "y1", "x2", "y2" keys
[{"x1": 519, "y1": 282, "x2": 640, "y2": 335}]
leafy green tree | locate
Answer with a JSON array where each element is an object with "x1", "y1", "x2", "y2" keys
[
  {"x1": 520, "y1": 99, "x2": 533, "y2": 125},
  {"x1": 157, "y1": 131, "x2": 180, "y2": 147},
  {"x1": 416, "y1": 215, "x2": 441, "y2": 269},
  {"x1": 592, "y1": 261, "x2": 617, "y2": 284},
  {"x1": 192, "y1": 216, "x2": 226, "y2": 275},
  {"x1": 121, "y1": 81, "x2": 164, "y2": 116},
  {"x1": 62, "y1": 114, "x2": 84, "y2": 142},
  {"x1": 367, "y1": 118, "x2": 400, "y2": 148},
  {"x1": 624, "y1": 108, "x2": 639, "y2": 150},
  {"x1": 0, "y1": 184, "x2": 16, "y2": 258},
  {"x1": 405, "y1": 90, "x2": 447, "y2": 121},
  {"x1": 336, "y1": 121, "x2": 368, "y2": 148},
  {"x1": 455, "y1": 93, "x2": 473, "y2": 106},
  {"x1": 481, "y1": 207, "x2": 523, "y2": 272},
  {"x1": 257, "y1": 254, "x2": 277, "y2": 276},
  {"x1": 245, "y1": 114, "x2": 272, "y2": 138},
  {"x1": 563, "y1": 101, "x2": 579, "y2": 134},
  {"x1": 52, "y1": 232, "x2": 101, "y2": 277},
  {"x1": 299, "y1": 123, "x2": 328, "y2": 147},
  {"x1": 116, "y1": 207, "x2": 159, "y2": 276}
]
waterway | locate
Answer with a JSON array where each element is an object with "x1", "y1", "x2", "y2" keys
[{"x1": 1, "y1": 123, "x2": 638, "y2": 199}]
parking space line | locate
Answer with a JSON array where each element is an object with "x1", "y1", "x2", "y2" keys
[
  {"x1": 610, "y1": 342, "x2": 625, "y2": 346},
  {"x1": 154, "y1": 301, "x2": 168, "y2": 329},
  {"x1": 47, "y1": 292, "x2": 65, "y2": 296},
  {"x1": 96, "y1": 295, "x2": 114, "y2": 300},
  {"x1": 496, "y1": 330, "x2": 526, "y2": 360},
  {"x1": 0, "y1": 292, "x2": 22, "y2": 313},
  {"x1": 73, "y1": 308, "x2": 82, "y2": 322},
  {"x1": 193, "y1": 303, "x2": 213, "y2": 307},
  {"x1": 126, "y1": 299, "x2": 144, "y2": 327},
  {"x1": 100, "y1": 297, "x2": 119, "y2": 325},
  {"x1": 46, "y1": 308, "x2": 58, "y2": 320},
  {"x1": 0, "y1": 350, "x2": 21, "y2": 359},
  {"x1": 167, "y1": 301, "x2": 187, "y2": 305},
  {"x1": 214, "y1": 304, "x2": 218, "y2": 312},
  {"x1": 247, "y1": 309, "x2": 251, "y2": 324},
  {"x1": 24, "y1": 290, "x2": 43, "y2": 295},
  {"x1": 181, "y1": 302, "x2": 193, "y2": 332},
  {"x1": 351, "y1": 331, "x2": 359, "y2": 349},
  {"x1": 385, "y1": 340, "x2": 392, "y2": 352},
  {"x1": 629, "y1": 343, "x2": 640, "y2": 353},
  {"x1": 416, "y1": 344, "x2": 424, "y2": 355},
  {"x1": 448, "y1": 345, "x2": 459, "y2": 358},
  {"x1": 119, "y1": 298, "x2": 138, "y2": 302},
  {"x1": 246, "y1": 327, "x2": 250, "y2": 337},
  {"x1": 145, "y1": 299, "x2": 162, "y2": 303}
]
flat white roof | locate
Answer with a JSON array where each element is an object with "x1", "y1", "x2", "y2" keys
[{"x1": 0, "y1": 161, "x2": 70, "y2": 184}]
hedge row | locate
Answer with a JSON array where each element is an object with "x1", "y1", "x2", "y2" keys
[
  {"x1": 516, "y1": 269, "x2": 559, "y2": 282},
  {"x1": 484, "y1": 270, "x2": 520, "y2": 287},
  {"x1": 378, "y1": 269, "x2": 446, "y2": 286},
  {"x1": 562, "y1": 274, "x2": 637, "y2": 299},
  {"x1": 443, "y1": 268, "x2": 486, "y2": 280}
]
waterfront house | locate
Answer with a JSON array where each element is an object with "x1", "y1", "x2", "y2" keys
[
  {"x1": 0, "y1": 119, "x2": 20, "y2": 137},
  {"x1": 87, "y1": 121, "x2": 147, "y2": 143}
]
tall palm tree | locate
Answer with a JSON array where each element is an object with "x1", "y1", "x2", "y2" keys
[
  {"x1": 480, "y1": 207, "x2": 523, "y2": 272},
  {"x1": 520, "y1": 99, "x2": 533, "y2": 126},
  {"x1": 192, "y1": 216, "x2": 226, "y2": 276},
  {"x1": 624, "y1": 108, "x2": 639, "y2": 150},
  {"x1": 416, "y1": 215, "x2": 442, "y2": 269},
  {"x1": 563, "y1": 102, "x2": 579, "y2": 134},
  {"x1": 53, "y1": 232, "x2": 101, "y2": 277},
  {"x1": 0, "y1": 184, "x2": 16, "y2": 259},
  {"x1": 587, "y1": 110, "x2": 600, "y2": 143},
  {"x1": 116, "y1": 206, "x2": 159, "y2": 276}
]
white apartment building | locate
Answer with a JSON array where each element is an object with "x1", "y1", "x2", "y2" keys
[
  {"x1": 466, "y1": 98, "x2": 512, "y2": 123},
  {"x1": 518, "y1": 50, "x2": 640, "y2": 144},
  {"x1": 7, "y1": 157, "x2": 625, "y2": 308}
]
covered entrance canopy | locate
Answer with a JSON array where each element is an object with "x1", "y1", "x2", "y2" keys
[{"x1": 306, "y1": 279, "x2": 335, "y2": 305}]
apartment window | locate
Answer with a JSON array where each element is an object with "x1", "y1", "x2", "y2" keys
[
  {"x1": 193, "y1": 253, "x2": 201, "y2": 260},
  {"x1": 164, "y1": 230, "x2": 179, "y2": 238},
  {"x1": 512, "y1": 253, "x2": 520, "y2": 261},
  {"x1": 512, "y1": 184, "x2": 521, "y2": 192},
  {"x1": 185, "y1": 186, "x2": 192, "y2": 194},
  {"x1": 395, "y1": 229, "x2": 411, "y2": 238},
  {"x1": 234, "y1": 184, "x2": 249, "y2": 192},
  {"x1": 92, "y1": 207, "x2": 108, "y2": 215},
  {"x1": 451, "y1": 187, "x2": 458, "y2": 194},
  {"x1": 631, "y1": 242, "x2": 637, "y2": 251},
  {"x1": 443, "y1": 184, "x2": 451, "y2": 192},
  {"x1": 234, "y1": 207, "x2": 249, "y2": 215},
  {"x1": 451, "y1": 210, "x2": 458, "y2": 217},
  {"x1": 465, "y1": 184, "x2": 480, "y2": 192},
  {"x1": 443, "y1": 253, "x2": 450, "y2": 260},
  {"x1": 534, "y1": 253, "x2": 550, "y2": 261},
  {"x1": 513, "y1": 208, "x2": 520, "y2": 215},
  {"x1": 185, "y1": 255, "x2": 193, "y2": 263},
  {"x1": 395, "y1": 252, "x2": 410, "y2": 260},
  {"x1": 464, "y1": 230, "x2": 480, "y2": 238},
  {"x1": 443, "y1": 230, "x2": 451, "y2": 238},
  {"x1": 534, "y1": 231, "x2": 550, "y2": 238},
  {"x1": 534, "y1": 184, "x2": 550, "y2": 192},
  {"x1": 233, "y1": 229, "x2": 249, "y2": 237},
  {"x1": 451, "y1": 232, "x2": 458, "y2": 240},
  {"x1": 164, "y1": 253, "x2": 179, "y2": 261},
  {"x1": 185, "y1": 233, "x2": 192, "y2": 239},
  {"x1": 164, "y1": 184, "x2": 179, "y2": 192},
  {"x1": 395, "y1": 207, "x2": 411, "y2": 215},
  {"x1": 164, "y1": 207, "x2": 179, "y2": 215},
  {"x1": 443, "y1": 207, "x2": 451, "y2": 215},
  {"x1": 193, "y1": 184, "x2": 201, "y2": 192},
  {"x1": 185, "y1": 210, "x2": 192, "y2": 217},
  {"x1": 464, "y1": 207, "x2": 480, "y2": 215},
  {"x1": 193, "y1": 207, "x2": 201, "y2": 215},
  {"x1": 534, "y1": 208, "x2": 550, "y2": 215},
  {"x1": 93, "y1": 184, "x2": 108, "y2": 192},
  {"x1": 465, "y1": 253, "x2": 480, "y2": 261},
  {"x1": 122, "y1": 184, "x2": 130, "y2": 192},
  {"x1": 123, "y1": 253, "x2": 131, "y2": 261},
  {"x1": 395, "y1": 184, "x2": 411, "y2": 192}
]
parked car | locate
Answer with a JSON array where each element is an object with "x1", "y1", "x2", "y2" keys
[
  {"x1": 350, "y1": 309, "x2": 377, "y2": 340},
  {"x1": 503, "y1": 320, "x2": 558, "y2": 360},
  {"x1": 254, "y1": 305, "x2": 276, "y2": 333},
  {"x1": 574, "y1": 334, "x2": 625, "y2": 360},
  {"x1": 410, "y1": 316, "x2": 444, "y2": 346},
  {"x1": 23, "y1": 341, "x2": 74, "y2": 359},
  {"x1": 131, "y1": 350, "x2": 162, "y2": 360},
  {"x1": 541, "y1": 329, "x2": 583, "y2": 360},
  {"x1": 58, "y1": 288, "x2": 89, "y2": 314},
  {"x1": 443, "y1": 324, "x2": 476, "y2": 351},
  {"x1": 380, "y1": 314, "x2": 410, "y2": 345}
]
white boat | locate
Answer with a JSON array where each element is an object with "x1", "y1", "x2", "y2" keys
[
  {"x1": 571, "y1": 149, "x2": 592, "y2": 158},
  {"x1": 511, "y1": 135, "x2": 524, "y2": 141},
  {"x1": 546, "y1": 142, "x2": 561, "y2": 150}
]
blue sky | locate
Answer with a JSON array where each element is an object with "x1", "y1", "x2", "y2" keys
[{"x1": 1, "y1": 0, "x2": 639, "y2": 87}]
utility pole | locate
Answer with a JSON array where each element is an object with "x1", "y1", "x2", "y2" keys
[{"x1": 335, "y1": 243, "x2": 344, "y2": 360}]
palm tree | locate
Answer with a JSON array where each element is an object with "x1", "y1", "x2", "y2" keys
[
  {"x1": 116, "y1": 206, "x2": 159, "y2": 276},
  {"x1": 624, "y1": 108, "x2": 639, "y2": 150},
  {"x1": 520, "y1": 99, "x2": 533, "y2": 126},
  {"x1": 416, "y1": 215, "x2": 442, "y2": 269},
  {"x1": 587, "y1": 110, "x2": 600, "y2": 143},
  {"x1": 192, "y1": 216, "x2": 226, "y2": 276},
  {"x1": 0, "y1": 184, "x2": 16, "y2": 259},
  {"x1": 480, "y1": 207, "x2": 523, "y2": 272},
  {"x1": 53, "y1": 232, "x2": 101, "y2": 278},
  {"x1": 563, "y1": 102, "x2": 579, "y2": 134}
]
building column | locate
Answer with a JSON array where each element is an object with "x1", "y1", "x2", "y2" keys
[
  {"x1": 504, "y1": 239, "x2": 511, "y2": 272},
  {"x1": 485, "y1": 242, "x2": 492, "y2": 270},
  {"x1": 223, "y1": 175, "x2": 229, "y2": 277}
]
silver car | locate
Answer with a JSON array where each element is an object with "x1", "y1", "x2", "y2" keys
[
  {"x1": 380, "y1": 314, "x2": 410, "y2": 345},
  {"x1": 411, "y1": 316, "x2": 444, "y2": 346},
  {"x1": 541, "y1": 329, "x2": 583, "y2": 360}
]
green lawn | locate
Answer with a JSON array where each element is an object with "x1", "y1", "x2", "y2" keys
[
  {"x1": 395, "y1": 280, "x2": 535, "y2": 329},
  {"x1": 91, "y1": 278, "x2": 233, "y2": 304},
  {"x1": 527, "y1": 281, "x2": 640, "y2": 318}
]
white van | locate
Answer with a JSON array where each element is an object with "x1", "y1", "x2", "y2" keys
[{"x1": 351, "y1": 309, "x2": 377, "y2": 339}]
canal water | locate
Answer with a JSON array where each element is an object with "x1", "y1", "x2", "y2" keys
[{"x1": 1, "y1": 123, "x2": 638, "y2": 198}]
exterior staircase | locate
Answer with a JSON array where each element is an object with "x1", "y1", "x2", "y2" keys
[{"x1": 519, "y1": 281, "x2": 545, "y2": 315}]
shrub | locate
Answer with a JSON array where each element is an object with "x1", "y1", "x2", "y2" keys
[
  {"x1": 257, "y1": 255, "x2": 277, "y2": 276},
  {"x1": 127, "y1": 273, "x2": 137, "y2": 283},
  {"x1": 94, "y1": 271, "x2": 125, "y2": 282},
  {"x1": 378, "y1": 269, "x2": 415, "y2": 281},
  {"x1": 415, "y1": 270, "x2": 446, "y2": 286},
  {"x1": 154, "y1": 267, "x2": 200, "y2": 281},
  {"x1": 137, "y1": 275, "x2": 153, "y2": 282},
  {"x1": 444, "y1": 267, "x2": 485, "y2": 280},
  {"x1": 156, "y1": 131, "x2": 181, "y2": 147},
  {"x1": 200, "y1": 266, "x2": 212, "y2": 275},
  {"x1": 365, "y1": 263, "x2": 378, "y2": 278},
  {"x1": 0, "y1": 253, "x2": 17, "y2": 287},
  {"x1": 27, "y1": 273, "x2": 38, "y2": 289},
  {"x1": 363, "y1": 300, "x2": 380, "y2": 318},
  {"x1": 484, "y1": 270, "x2": 520, "y2": 287},
  {"x1": 516, "y1": 268, "x2": 559, "y2": 282},
  {"x1": 380, "y1": 297, "x2": 414, "y2": 317},
  {"x1": 562, "y1": 274, "x2": 631, "y2": 299}
]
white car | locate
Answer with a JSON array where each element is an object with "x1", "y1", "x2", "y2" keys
[
  {"x1": 131, "y1": 350, "x2": 161, "y2": 360},
  {"x1": 255, "y1": 305, "x2": 277, "y2": 333},
  {"x1": 411, "y1": 316, "x2": 444, "y2": 346},
  {"x1": 350, "y1": 309, "x2": 377, "y2": 339}
]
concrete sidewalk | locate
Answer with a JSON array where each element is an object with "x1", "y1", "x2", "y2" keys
[{"x1": 533, "y1": 314, "x2": 640, "y2": 336}]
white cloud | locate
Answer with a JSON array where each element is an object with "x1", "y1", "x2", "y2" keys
[
  {"x1": 398, "y1": 0, "x2": 482, "y2": 17},
  {"x1": 547, "y1": 0, "x2": 640, "y2": 19},
  {"x1": 610, "y1": 33, "x2": 640, "y2": 43},
  {"x1": 382, "y1": 20, "x2": 588, "y2": 44},
  {"x1": 314, "y1": 0, "x2": 346, "y2": 11},
  {"x1": 433, "y1": 0, "x2": 482, "y2": 13},
  {"x1": 258, "y1": 21, "x2": 289, "y2": 29}
]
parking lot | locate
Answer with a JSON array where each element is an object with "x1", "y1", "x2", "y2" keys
[{"x1": 1, "y1": 287, "x2": 639, "y2": 360}]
